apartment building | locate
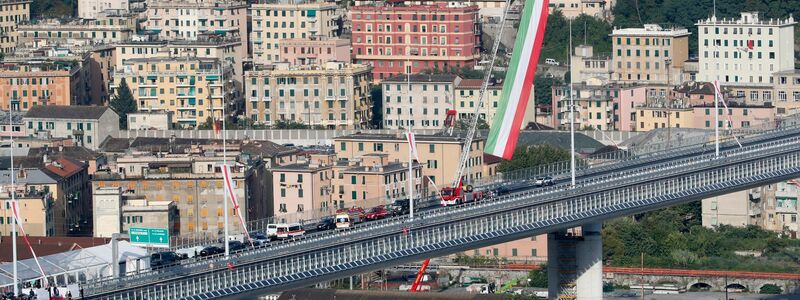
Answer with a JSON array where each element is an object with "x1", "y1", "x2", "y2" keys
[
  {"x1": 271, "y1": 154, "x2": 334, "y2": 218},
  {"x1": 113, "y1": 36, "x2": 245, "y2": 85},
  {"x1": 78, "y1": 0, "x2": 129, "y2": 19},
  {"x1": 334, "y1": 133, "x2": 486, "y2": 187},
  {"x1": 632, "y1": 100, "x2": 694, "y2": 132},
  {"x1": 611, "y1": 24, "x2": 690, "y2": 84},
  {"x1": 382, "y1": 74, "x2": 460, "y2": 130},
  {"x1": 17, "y1": 15, "x2": 137, "y2": 48},
  {"x1": 93, "y1": 187, "x2": 179, "y2": 238},
  {"x1": 703, "y1": 180, "x2": 800, "y2": 239},
  {"x1": 250, "y1": 1, "x2": 342, "y2": 65},
  {"x1": 333, "y1": 153, "x2": 424, "y2": 208},
  {"x1": 24, "y1": 106, "x2": 119, "y2": 150},
  {"x1": 0, "y1": 157, "x2": 92, "y2": 236},
  {"x1": 463, "y1": 235, "x2": 548, "y2": 262},
  {"x1": 697, "y1": 12, "x2": 796, "y2": 86},
  {"x1": 0, "y1": 62, "x2": 86, "y2": 111},
  {"x1": 278, "y1": 37, "x2": 350, "y2": 65},
  {"x1": 571, "y1": 45, "x2": 612, "y2": 84},
  {"x1": 143, "y1": 0, "x2": 248, "y2": 49},
  {"x1": 551, "y1": 80, "x2": 621, "y2": 131},
  {"x1": 0, "y1": 170, "x2": 52, "y2": 237},
  {"x1": 690, "y1": 103, "x2": 775, "y2": 130},
  {"x1": 0, "y1": 0, "x2": 30, "y2": 54},
  {"x1": 244, "y1": 62, "x2": 372, "y2": 129},
  {"x1": 772, "y1": 70, "x2": 800, "y2": 116},
  {"x1": 352, "y1": 3, "x2": 481, "y2": 81},
  {"x1": 87, "y1": 45, "x2": 116, "y2": 105},
  {"x1": 92, "y1": 152, "x2": 263, "y2": 237},
  {"x1": 454, "y1": 79, "x2": 503, "y2": 124},
  {"x1": 548, "y1": 0, "x2": 613, "y2": 19},
  {"x1": 110, "y1": 57, "x2": 231, "y2": 128}
]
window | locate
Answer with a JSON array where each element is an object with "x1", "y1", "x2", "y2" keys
[
  {"x1": 297, "y1": 174, "x2": 303, "y2": 183},
  {"x1": 280, "y1": 173, "x2": 286, "y2": 182},
  {"x1": 429, "y1": 144, "x2": 435, "y2": 153}
]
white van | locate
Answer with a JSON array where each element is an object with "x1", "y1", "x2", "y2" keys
[
  {"x1": 335, "y1": 213, "x2": 352, "y2": 229},
  {"x1": 545, "y1": 58, "x2": 559, "y2": 66},
  {"x1": 267, "y1": 223, "x2": 305, "y2": 239}
]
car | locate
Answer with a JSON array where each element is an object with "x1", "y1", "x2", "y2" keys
[
  {"x1": 316, "y1": 217, "x2": 335, "y2": 231},
  {"x1": 492, "y1": 186, "x2": 511, "y2": 196},
  {"x1": 389, "y1": 199, "x2": 410, "y2": 216},
  {"x1": 545, "y1": 58, "x2": 560, "y2": 66},
  {"x1": 228, "y1": 240, "x2": 246, "y2": 252},
  {"x1": 365, "y1": 206, "x2": 389, "y2": 220},
  {"x1": 199, "y1": 246, "x2": 224, "y2": 257},
  {"x1": 150, "y1": 251, "x2": 182, "y2": 270},
  {"x1": 534, "y1": 176, "x2": 554, "y2": 187},
  {"x1": 249, "y1": 231, "x2": 270, "y2": 244}
]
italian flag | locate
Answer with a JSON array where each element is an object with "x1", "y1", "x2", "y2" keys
[{"x1": 485, "y1": 0, "x2": 550, "y2": 159}]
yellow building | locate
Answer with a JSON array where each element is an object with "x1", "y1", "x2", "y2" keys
[
  {"x1": 334, "y1": 133, "x2": 486, "y2": 187},
  {"x1": 0, "y1": 0, "x2": 30, "y2": 54},
  {"x1": 553, "y1": 80, "x2": 618, "y2": 130},
  {"x1": 611, "y1": 24, "x2": 690, "y2": 84},
  {"x1": 110, "y1": 57, "x2": 231, "y2": 128},
  {"x1": 250, "y1": 1, "x2": 341, "y2": 65},
  {"x1": 18, "y1": 13, "x2": 137, "y2": 48},
  {"x1": 244, "y1": 61, "x2": 372, "y2": 129},
  {"x1": 455, "y1": 79, "x2": 503, "y2": 124},
  {"x1": 633, "y1": 101, "x2": 694, "y2": 131}
]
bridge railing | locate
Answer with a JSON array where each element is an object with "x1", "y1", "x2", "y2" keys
[
  {"x1": 83, "y1": 130, "x2": 800, "y2": 295},
  {"x1": 86, "y1": 135, "x2": 800, "y2": 299}
]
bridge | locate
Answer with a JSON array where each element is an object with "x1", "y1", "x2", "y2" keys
[{"x1": 74, "y1": 124, "x2": 800, "y2": 299}]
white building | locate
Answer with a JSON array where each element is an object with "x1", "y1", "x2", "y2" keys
[
  {"x1": 127, "y1": 111, "x2": 173, "y2": 130},
  {"x1": 93, "y1": 187, "x2": 122, "y2": 238},
  {"x1": 78, "y1": 0, "x2": 129, "y2": 19},
  {"x1": 381, "y1": 74, "x2": 461, "y2": 130},
  {"x1": 23, "y1": 105, "x2": 119, "y2": 150},
  {"x1": 697, "y1": 12, "x2": 796, "y2": 86}
]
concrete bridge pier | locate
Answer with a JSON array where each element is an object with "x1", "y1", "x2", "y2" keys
[{"x1": 548, "y1": 223, "x2": 603, "y2": 300}]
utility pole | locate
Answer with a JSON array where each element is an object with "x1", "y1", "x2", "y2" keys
[
  {"x1": 10, "y1": 99, "x2": 17, "y2": 297},
  {"x1": 569, "y1": 20, "x2": 576, "y2": 187}
]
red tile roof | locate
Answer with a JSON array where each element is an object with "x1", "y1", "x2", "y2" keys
[
  {"x1": 457, "y1": 79, "x2": 503, "y2": 89},
  {"x1": 43, "y1": 156, "x2": 85, "y2": 179}
]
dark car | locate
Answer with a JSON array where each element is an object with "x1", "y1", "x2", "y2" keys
[
  {"x1": 492, "y1": 186, "x2": 511, "y2": 196},
  {"x1": 150, "y1": 251, "x2": 181, "y2": 270},
  {"x1": 316, "y1": 217, "x2": 335, "y2": 231},
  {"x1": 389, "y1": 199, "x2": 410, "y2": 216},
  {"x1": 228, "y1": 240, "x2": 246, "y2": 252},
  {"x1": 199, "y1": 246, "x2": 224, "y2": 257}
]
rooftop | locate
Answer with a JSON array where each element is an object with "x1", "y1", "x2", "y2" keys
[
  {"x1": 383, "y1": 74, "x2": 460, "y2": 83},
  {"x1": 28, "y1": 146, "x2": 102, "y2": 161},
  {"x1": 24, "y1": 105, "x2": 112, "y2": 120},
  {"x1": 457, "y1": 79, "x2": 503, "y2": 89},
  {"x1": 0, "y1": 236, "x2": 112, "y2": 262},
  {"x1": 696, "y1": 12, "x2": 796, "y2": 27},
  {"x1": 335, "y1": 133, "x2": 484, "y2": 144},
  {"x1": 43, "y1": 156, "x2": 86, "y2": 179},
  {"x1": 0, "y1": 110, "x2": 25, "y2": 124},
  {"x1": 0, "y1": 169, "x2": 57, "y2": 184},
  {"x1": 611, "y1": 24, "x2": 691, "y2": 37}
]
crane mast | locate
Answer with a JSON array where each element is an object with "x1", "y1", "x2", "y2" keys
[{"x1": 451, "y1": 0, "x2": 513, "y2": 188}]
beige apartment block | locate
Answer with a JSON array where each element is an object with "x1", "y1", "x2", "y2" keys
[
  {"x1": 551, "y1": 80, "x2": 619, "y2": 131},
  {"x1": 18, "y1": 14, "x2": 137, "y2": 48},
  {"x1": 697, "y1": 12, "x2": 796, "y2": 87},
  {"x1": 278, "y1": 37, "x2": 350, "y2": 65},
  {"x1": 702, "y1": 181, "x2": 800, "y2": 239},
  {"x1": 244, "y1": 61, "x2": 372, "y2": 129},
  {"x1": 113, "y1": 37, "x2": 244, "y2": 84},
  {"x1": 270, "y1": 154, "x2": 334, "y2": 219},
  {"x1": 250, "y1": 1, "x2": 341, "y2": 65},
  {"x1": 334, "y1": 133, "x2": 486, "y2": 187},
  {"x1": 548, "y1": 0, "x2": 613, "y2": 19},
  {"x1": 332, "y1": 153, "x2": 423, "y2": 208},
  {"x1": 93, "y1": 155, "x2": 254, "y2": 237},
  {"x1": 121, "y1": 198, "x2": 179, "y2": 237},
  {"x1": 0, "y1": 186, "x2": 49, "y2": 237},
  {"x1": 382, "y1": 74, "x2": 461, "y2": 130},
  {"x1": 571, "y1": 45, "x2": 612, "y2": 84},
  {"x1": 87, "y1": 45, "x2": 116, "y2": 105},
  {"x1": 0, "y1": 0, "x2": 30, "y2": 54},
  {"x1": 454, "y1": 79, "x2": 502, "y2": 124},
  {"x1": 611, "y1": 24, "x2": 690, "y2": 84},
  {"x1": 143, "y1": 0, "x2": 248, "y2": 48},
  {"x1": 110, "y1": 57, "x2": 230, "y2": 128},
  {"x1": 78, "y1": 0, "x2": 129, "y2": 19},
  {"x1": 772, "y1": 70, "x2": 800, "y2": 117}
]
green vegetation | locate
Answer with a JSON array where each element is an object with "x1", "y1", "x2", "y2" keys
[
  {"x1": 497, "y1": 145, "x2": 571, "y2": 173},
  {"x1": 370, "y1": 86, "x2": 382, "y2": 128},
  {"x1": 455, "y1": 118, "x2": 490, "y2": 130},
  {"x1": 419, "y1": 65, "x2": 487, "y2": 80},
  {"x1": 760, "y1": 284, "x2": 783, "y2": 294},
  {"x1": 526, "y1": 264, "x2": 547, "y2": 288},
  {"x1": 452, "y1": 254, "x2": 508, "y2": 266},
  {"x1": 539, "y1": 11, "x2": 613, "y2": 65},
  {"x1": 110, "y1": 78, "x2": 136, "y2": 129},
  {"x1": 534, "y1": 75, "x2": 562, "y2": 105},
  {"x1": 611, "y1": 0, "x2": 800, "y2": 54},
  {"x1": 603, "y1": 203, "x2": 800, "y2": 273},
  {"x1": 31, "y1": 0, "x2": 74, "y2": 18}
]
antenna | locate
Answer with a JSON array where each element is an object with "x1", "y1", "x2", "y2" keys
[{"x1": 713, "y1": 0, "x2": 716, "y2": 18}]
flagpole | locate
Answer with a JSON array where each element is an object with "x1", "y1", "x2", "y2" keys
[
  {"x1": 569, "y1": 20, "x2": 576, "y2": 187},
  {"x1": 406, "y1": 65, "x2": 414, "y2": 220},
  {"x1": 221, "y1": 63, "x2": 230, "y2": 258},
  {"x1": 10, "y1": 102, "x2": 18, "y2": 296}
]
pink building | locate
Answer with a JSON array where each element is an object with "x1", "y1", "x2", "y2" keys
[
  {"x1": 279, "y1": 37, "x2": 351, "y2": 65},
  {"x1": 351, "y1": 3, "x2": 481, "y2": 81},
  {"x1": 463, "y1": 235, "x2": 548, "y2": 262},
  {"x1": 617, "y1": 86, "x2": 648, "y2": 131},
  {"x1": 691, "y1": 104, "x2": 776, "y2": 129}
]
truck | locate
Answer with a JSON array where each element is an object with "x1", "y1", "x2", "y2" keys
[{"x1": 441, "y1": 177, "x2": 488, "y2": 206}]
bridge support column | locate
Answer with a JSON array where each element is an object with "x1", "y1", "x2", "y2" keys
[{"x1": 548, "y1": 223, "x2": 603, "y2": 300}]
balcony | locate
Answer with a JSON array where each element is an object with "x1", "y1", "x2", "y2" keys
[{"x1": 72, "y1": 129, "x2": 84, "y2": 136}]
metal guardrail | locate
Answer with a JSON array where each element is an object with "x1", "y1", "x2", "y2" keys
[{"x1": 85, "y1": 129, "x2": 800, "y2": 299}]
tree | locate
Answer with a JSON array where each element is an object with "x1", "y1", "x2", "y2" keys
[
  {"x1": 497, "y1": 145, "x2": 571, "y2": 173},
  {"x1": 534, "y1": 75, "x2": 562, "y2": 105},
  {"x1": 527, "y1": 264, "x2": 547, "y2": 288},
  {"x1": 272, "y1": 120, "x2": 311, "y2": 129},
  {"x1": 110, "y1": 78, "x2": 136, "y2": 129},
  {"x1": 30, "y1": 0, "x2": 74, "y2": 18},
  {"x1": 538, "y1": 11, "x2": 613, "y2": 65}
]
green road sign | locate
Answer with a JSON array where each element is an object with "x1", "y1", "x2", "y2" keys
[{"x1": 129, "y1": 227, "x2": 170, "y2": 248}]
